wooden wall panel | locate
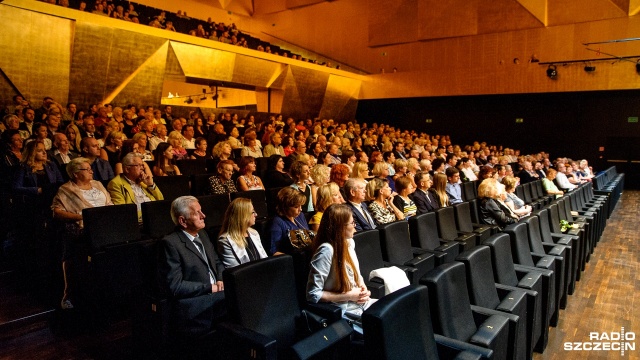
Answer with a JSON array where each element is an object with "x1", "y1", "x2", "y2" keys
[
  {"x1": 516, "y1": 0, "x2": 547, "y2": 25},
  {"x1": 418, "y1": 0, "x2": 478, "y2": 40},
  {"x1": 478, "y1": 0, "x2": 543, "y2": 34},
  {"x1": 548, "y1": 0, "x2": 627, "y2": 25},
  {"x1": 318, "y1": 75, "x2": 361, "y2": 120},
  {"x1": 368, "y1": 0, "x2": 418, "y2": 47}
]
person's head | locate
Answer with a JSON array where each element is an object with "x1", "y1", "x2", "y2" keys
[
  {"x1": 394, "y1": 159, "x2": 408, "y2": 174},
  {"x1": 330, "y1": 164, "x2": 350, "y2": 187},
  {"x1": 53, "y1": 133, "x2": 70, "y2": 152},
  {"x1": 478, "y1": 165, "x2": 495, "y2": 180},
  {"x1": 395, "y1": 176, "x2": 414, "y2": 195},
  {"x1": 383, "y1": 151, "x2": 395, "y2": 163},
  {"x1": 366, "y1": 177, "x2": 391, "y2": 200},
  {"x1": 3, "y1": 115, "x2": 19, "y2": 130},
  {"x1": 122, "y1": 152, "x2": 145, "y2": 181},
  {"x1": 310, "y1": 164, "x2": 331, "y2": 186},
  {"x1": 219, "y1": 198, "x2": 256, "y2": 247},
  {"x1": 33, "y1": 122, "x2": 48, "y2": 139},
  {"x1": 23, "y1": 108, "x2": 35, "y2": 123},
  {"x1": 132, "y1": 132, "x2": 148, "y2": 150},
  {"x1": 351, "y1": 161, "x2": 369, "y2": 179},
  {"x1": 120, "y1": 140, "x2": 139, "y2": 159},
  {"x1": 155, "y1": 142, "x2": 174, "y2": 166},
  {"x1": 295, "y1": 141, "x2": 307, "y2": 155},
  {"x1": 415, "y1": 171, "x2": 433, "y2": 190},
  {"x1": 501, "y1": 176, "x2": 518, "y2": 193},
  {"x1": 81, "y1": 137, "x2": 100, "y2": 158},
  {"x1": 546, "y1": 168, "x2": 557, "y2": 181},
  {"x1": 316, "y1": 183, "x2": 344, "y2": 212},
  {"x1": 431, "y1": 158, "x2": 445, "y2": 173},
  {"x1": 312, "y1": 204, "x2": 359, "y2": 293},
  {"x1": 212, "y1": 140, "x2": 232, "y2": 158},
  {"x1": 290, "y1": 160, "x2": 310, "y2": 182},
  {"x1": 195, "y1": 137, "x2": 207, "y2": 152},
  {"x1": 2, "y1": 129, "x2": 23, "y2": 151},
  {"x1": 182, "y1": 125, "x2": 195, "y2": 140},
  {"x1": 238, "y1": 156, "x2": 256, "y2": 175},
  {"x1": 156, "y1": 124, "x2": 168, "y2": 137},
  {"x1": 344, "y1": 178, "x2": 366, "y2": 203},
  {"x1": 270, "y1": 132, "x2": 282, "y2": 146},
  {"x1": 106, "y1": 130, "x2": 124, "y2": 148},
  {"x1": 276, "y1": 187, "x2": 306, "y2": 219},
  {"x1": 170, "y1": 196, "x2": 206, "y2": 235},
  {"x1": 407, "y1": 157, "x2": 420, "y2": 172},
  {"x1": 477, "y1": 178, "x2": 499, "y2": 199},
  {"x1": 22, "y1": 140, "x2": 48, "y2": 168},
  {"x1": 217, "y1": 160, "x2": 235, "y2": 181},
  {"x1": 371, "y1": 162, "x2": 390, "y2": 179},
  {"x1": 432, "y1": 172, "x2": 447, "y2": 191},
  {"x1": 268, "y1": 154, "x2": 285, "y2": 172},
  {"x1": 66, "y1": 157, "x2": 93, "y2": 182},
  {"x1": 445, "y1": 167, "x2": 460, "y2": 184},
  {"x1": 340, "y1": 149, "x2": 355, "y2": 164}
]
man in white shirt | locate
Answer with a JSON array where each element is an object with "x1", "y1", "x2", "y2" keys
[
  {"x1": 149, "y1": 124, "x2": 168, "y2": 151},
  {"x1": 554, "y1": 163, "x2": 576, "y2": 190},
  {"x1": 182, "y1": 125, "x2": 196, "y2": 149}
]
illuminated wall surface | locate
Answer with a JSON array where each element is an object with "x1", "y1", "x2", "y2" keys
[{"x1": 0, "y1": 0, "x2": 362, "y2": 120}]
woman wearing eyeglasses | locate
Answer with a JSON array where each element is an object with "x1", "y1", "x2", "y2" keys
[
  {"x1": 217, "y1": 198, "x2": 268, "y2": 268},
  {"x1": 52, "y1": 157, "x2": 113, "y2": 310},
  {"x1": 307, "y1": 204, "x2": 373, "y2": 326}
]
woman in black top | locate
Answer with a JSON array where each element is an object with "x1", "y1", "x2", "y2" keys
[{"x1": 264, "y1": 155, "x2": 293, "y2": 189}]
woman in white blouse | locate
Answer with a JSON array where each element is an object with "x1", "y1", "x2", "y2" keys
[{"x1": 217, "y1": 198, "x2": 268, "y2": 268}]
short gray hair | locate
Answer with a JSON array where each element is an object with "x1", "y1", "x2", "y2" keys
[
  {"x1": 170, "y1": 196, "x2": 199, "y2": 225},
  {"x1": 122, "y1": 152, "x2": 142, "y2": 166},
  {"x1": 66, "y1": 157, "x2": 91, "y2": 179},
  {"x1": 344, "y1": 178, "x2": 365, "y2": 199}
]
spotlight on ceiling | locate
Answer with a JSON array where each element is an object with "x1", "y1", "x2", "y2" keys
[
  {"x1": 184, "y1": 97, "x2": 193, "y2": 104},
  {"x1": 212, "y1": 93, "x2": 219, "y2": 101},
  {"x1": 584, "y1": 65, "x2": 596, "y2": 73},
  {"x1": 546, "y1": 65, "x2": 558, "y2": 80}
]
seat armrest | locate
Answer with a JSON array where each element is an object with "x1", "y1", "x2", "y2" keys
[
  {"x1": 530, "y1": 253, "x2": 555, "y2": 270},
  {"x1": 514, "y1": 264, "x2": 553, "y2": 277},
  {"x1": 549, "y1": 234, "x2": 573, "y2": 246},
  {"x1": 468, "y1": 313, "x2": 510, "y2": 349},
  {"x1": 513, "y1": 272, "x2": 542, "y2": 290},
  {"x1": 305, "y1": 303, "x2": 341, "y2": 323},
  {"x1": 383, "y1": 262, "x2": 411, "y2": 273},
  {"x1": 217, "y1": 322, "x2": 277, "y2": 359},
  {"x1": 541, "y1": 242, "x2": 568, "y2": 256},
  {"x1": 494, "y1": 289, "x2": 527, "y2": 313},
  {"x1": 435, "y1": 334, "x2": 493, "y2": 359},
  {"x1": 366, "y1": 278, "x2": 386, "y2": 299},
  {"x1": 405, "y1": 252, "x2": 435, "y2": 272},
  {"x1": 471, "y1": 305, "x2": 520, "y2": 325},
  {"x1": 495, "y1": 283, "x2": 538, "y2": 298},
  {"x1": 291, "y1": 320, "x2": 353, "y2": 360},
  {"x1": 551, "y1": 232, "x2": 579, "y2": 241}
]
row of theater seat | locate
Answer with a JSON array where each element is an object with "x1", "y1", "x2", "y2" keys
[{"x1": 76, "y1": 167, "x2": 622, "y2": 359}]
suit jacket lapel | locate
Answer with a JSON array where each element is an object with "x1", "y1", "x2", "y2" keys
[{"x1": 178, "y1": 230, "x2": 209, "y2": 267}]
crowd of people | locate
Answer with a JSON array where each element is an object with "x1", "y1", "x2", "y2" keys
[
  {"x1": 39, "y1": 0, "x2": 340, "y2": 69},
  {"x1": 0, "y1": 93, "x2": 596, "y2": 339}
]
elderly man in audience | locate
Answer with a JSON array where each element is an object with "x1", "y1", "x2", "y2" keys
[
  {"x1": 107, "y1": 152, "x2": 163, "y2": 221},
  {"x1": 554, "y1": 162, "x2": 577, "y2": 191},
  {"x1": 518, "y1": 160, "x2": 539, "y2": 184},
  {"x1": 158, "y1": 196, "x2": 226, "y2": 337},
  {"x1": 263, "y1": 132, "x2": 284, "y2": 157},
  {"x1": 344, "y1": 178, "x2": 377, "y2": 232},
  {"x1": 80, "y1": 137, "x2": 114, "y2": 181},
  {"x1": 49, "y1": 133, "x2": 79, "y2": 171},
  {"x1": 410, "y1": 171, "x2": 439, "y2": 214}
]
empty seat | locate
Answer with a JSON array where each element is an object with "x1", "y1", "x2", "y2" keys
[
  {"x1": 353, "y1": 230, "x2": 406, "y2": 299},
  {"x1": 153, "y1": 175, "x2": 190, "y2": 202},
  {"x1": 408, "y1": 212, "x2": 460, "y2": 264},
  {"x1": 141, "y1": 200, "x2": 174, "y2": 239},
  {"x1": 377, "y1": 222, "x2": 435, "y2": 284},
  {"x1": 435, "y1": 207, "x2": 477, "y2": 249}
]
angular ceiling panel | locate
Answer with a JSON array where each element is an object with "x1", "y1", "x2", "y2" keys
[
  {"x1": 368, "y1": 0, "x2": 419, "y2": 47},
  {"x1": 111, "y1": 42, "x2": 168, "y2": 108},
  {"x1": 419, "y1": 0, "x2": 479, "y2": 40},
  {"x1": 517, "y1": 0, "x2": 548, "y2": 25},
  {"x1": 630, "y1": 0, "x2": 640, "y2": 14},
  {"x1": 232, "y1": 54, "x2": 287, "y2": 87},
  {"x1": 318, "y1": 74, "x2": 361, "y2": 120},
  {"x1": 478, "y1": 0, "x2": 545, "y2": 34},
  {"x1": 170, "y1": 42, "x2": 236, "y2": 81},
  {"x1": 165, "y1": 42, "x2": 185, "y2": 78},
  {"x1": 548, "y1": 0, "x2": 627, "y2": 25},
  {"x1": 290, "y1": 65, "x2": 330, "y2": 116},
  {"x1": 280, "y1": 66, "x2": 305, "y2": 118}
]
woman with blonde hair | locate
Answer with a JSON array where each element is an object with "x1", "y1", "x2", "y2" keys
[
  {"x1": 310, "y1": 164, "x2": 331, "y2": 207},
  {"x1": 478, "y1": 178, "x2": 518, "y2": 230},
  {"x1": 132, "y1": 132, "x2": 154, "y2": 161},
  {"x1": 167, "y1": 131, "x2": 187, "y2": 160},
  {"x1": 65, "y1": 123, "x2": 82, "y2": 154},
  {"x1": 309, "y1": 183, "x2": 344, "y2": 231},
  {"x1": 430, "y1": 173, "x2": 450, "y2": 207},
  {"x1": 100, "y1": 130, "x2": 124, "y2": 170},
  {"x1": 218, "y1": 198, "x2": 268, "y2": 268},
  {"x1": 351, "y1": 161, "x2": 370, "y2": 183}
]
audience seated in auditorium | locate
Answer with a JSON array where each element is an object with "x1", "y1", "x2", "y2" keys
[
  {"x1": 444, "y1": 167, "x2": 463, "y2": 204},
  {"x1": 410, "y1": 171, "x2": 439, "y2": 214},
  {"x1": 52, "y1": 157, "x2": 113, "y2": 309},
  {"x1": 152, "y1": 143, "x2": 181, "y2": 177},
  {"x1": 366, "y1": 177, "x2": 404, "y2": 226},
  {"x1": 158, "y1": 196, "x2": 226, "y2": 337},
  {"x1": 80, "y1": 137, "x2": 114, "y2": 182},
  {"x1": 344, "y1": 178, "x2": 376, "y2": 232},
  {"x1": 478, "y1": 178, "x2": 517, "y2": 231},
  {"x1": 263, "y1": 154, "x2": 293, "y2": 189},
  {"x1": 542, "y1": 168, "x2": 564, "y2": 199},
  {"x1": 392, "y1": 176, "x2": 417, "y2": 218},
  {"x1": 217, "y1": 198, "x2": 268, "y2": 268},
  {"x1": 207, "y1": 160, "x2": 237, "y2": 196},
  {"x1": 289, "y1": 160, "x2": 314, "y2": 213},
  {"x1": 554, "y1": 162, "x2": 577, "y2": 190},
  {"x1": 430, "y1": 173, "x2": 450, "y2": 208},
  {"x1": 330, "y1": 163, "x2": 350, "y2": 189},
  {"x1": 236, "y1": 156, "x2": 264, "y2": 191},
  {"x1": 49, "y1": 133, "x2": 79, "y2": 170},
  {"x1": 501, "y1": 176, "x2": 532, "y2": 218},
  {"x1": 309, "y1": 182, "x2": 344, "y2": 232}
]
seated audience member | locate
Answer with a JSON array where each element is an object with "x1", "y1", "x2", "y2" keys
[
  {"x1": 212, "y1": 140, "x2": 238, "y2": 169},
  {"x1": 477, "y1": 165, "x2": 495, "y2": 181},
  {"x1": 341, "y1": 149, "x2": 356, "y2": 170},
  {"x1": 392, "y1": 159, "x2": 408, "y2": 183},
  {"x1": 236, "y1": 156, "x2": 264, "y2": 191},
  {"x1": 158, "y1": 196, "x2": 226, "y2": 337},
  {"x1": 217, "y1": 198, "x2": 268, "y2": 268},
  {"x1": 534, "y1": 161, "x2": 547, "y2": 179},
  {"x1": 459, "y1": 157, "x2": 478, "y2": 181},
  {"x1": 330, "y1": 163, "x2": 351, "y2": 188},
  {"x1": 114, "y1": 140, "x2": 153, "y2": 178},
  {"x1": 49, "y1": 133, "x2": 79, "y2": 170},
  {"x1": 307, "y1": 204, "x2": 373, "y2": 324},
  {"x1": 289, "y1": 160, "x2": 314, "y2": 213},
  {"x1": 542, "y1": 168, "x2": 564, "y2": 198},
  {"x1": 502, "y1": 176, "x2": 532, "y2": 218},
  {"x1": 148, "y1": 124, "x2": 168, "y2": 151},
  {"x1": 344, "y1": 178, "x2": 377, "y2": 232},
  {"x1": 152, "y1": 142, "x2": 181, "y2": 176},
  {"x1": 263, "y1": 154, "x2": 294, "y2": 188},
  {"x1": 29, "y1": 122, "x2": 52, "y2": 150},
  {"x1": 554, "y1": 162, "x2": 577, "y2": 190},
  {"x1": 392, "y1": 176, "x2": 417, "y2": 218},
  {"x1": 478, "y1": 178, "x2": 518, "y2": 230},
  {"x1": 190, "y1": 137, "x2": 211, "y2": 160},
  {"x1": 81, "y1": 137, "x2": 114, "y2": 181},
  {"x1": 367, "y1": 178, "x2": 404, "y2": 226},
  {"x1": 411, "y1": 171, "x2": 439, "y2": 214},
  {"x1": 578, "y1": 159, "x2": 594, "y2": 178},
  {"x1": 182, "y1": 125, "x2": 196, "y2": 150},
  {"x1": 383, "y1": 151, "x2": 396, "y2": 176},
  {"x1": 167, "y1": 131, "x2": 187, "y2": 161},
  {"x1": 226, "y1": 126, "x2": 242, "y2": 150},
  {"x1": 310, "y1": 164, "x2": 331, "y2": 207},
  {"x1": 444, "y1": 167, "x2": 463, "y2": 204},
  {"x1": 269, "y1": 187, "x2": 310, "y2": 254},
  {"x1": 65, "y1": 124, "x2": 83, "y2": 154},
  {"x1": 431, "y1": 173, "x2": 450, "y2": 208},
  {"x1": 282, "y1": 135, "x2": 295, "y2": 157},
  {"x1": 309, "y1": 183, "x2": 345, "y2": 231},
  {"x1": 207, "y1": 160, "x2": 237, "y2": 195},
  {"x1": 240, "y1": 132, "x2": 263, "y2": 158},
  {"x1": 100, "y1": 131, "x2": 124, "y2": 170},
  {"x1": 431, "y1": 157, "x2": 445, "y2": 175},
  {"x1": 107, "y1": 152, "x2": 163, "y2": 221},
  {"x1": 518, "y1": 161, "x2": 539, "y2": 184},
  {"x1": 351, "y1": 161, "x2": 371, "y2": 184},
  {"x1": 494, "y1": 165, "x2": 507, "y2": 182},
  {"x1": 317, "y1": 151, "x2": 332, "y2": 167},
  {"x1": 262, "y1": 132, "x2": 284, "y2": 157},
  {"x1": 52, "y1": 157, "x2": 113, "y2": 309}
]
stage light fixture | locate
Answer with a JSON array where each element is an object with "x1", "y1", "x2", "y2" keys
[
  {"x1": 546, "y1": 65, "x2": 558, "y2": 80},
  {"x1": 184, "y1": 97, "x2": 193, "y2": 104},
  {"x1": 584, "y1": 65, "x2": 596, "y2": 72},
  {"x1": 212, "y1": 93, "x2": 219, "y2": 101}
]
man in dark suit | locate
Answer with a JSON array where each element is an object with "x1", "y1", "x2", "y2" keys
[
  {"x1": 344, "y1": 178, "x2": 376, "y2": 232},
  {"x1": 158, "y1": 196, "x2": 226, "y2": 337},
  {"x1": 80, "y1": 137, "x2": 114, "y2": 182},
  {"x1": 411, "y1": 172, "x2": 440, "y2": 214},
  {"x1": 392, "y1": 141, "x2": 407, "y2": 160},
  {"x1": 49, "y1": 133, "x2": 79, "y2": 179}
]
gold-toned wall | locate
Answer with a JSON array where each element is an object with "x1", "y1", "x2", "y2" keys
[{"x1": 0, "y1": 0, "x2": 362, "y2": 121}]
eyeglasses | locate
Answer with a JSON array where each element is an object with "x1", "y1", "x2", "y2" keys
[
  {"x1": 76, "y1": 167, "x2": 92, "y2": 172},
  {"x1": 126, "y1": 164, "x2": 143, "y2": 168}
]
